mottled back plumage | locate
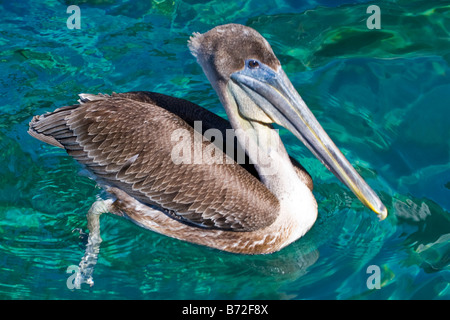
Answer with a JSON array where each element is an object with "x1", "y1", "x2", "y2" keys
[{"x1": 29, "y1": 92, "x2": 280, "y2": 231}]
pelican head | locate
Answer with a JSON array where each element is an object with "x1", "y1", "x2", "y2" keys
[{"x1": 189, "y1": 24, "x2": 387, "y2": 219}]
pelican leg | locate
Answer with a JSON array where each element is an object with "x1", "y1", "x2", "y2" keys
[{"x1": 74, "y1": 199, "x2": 113, "y2": 288}]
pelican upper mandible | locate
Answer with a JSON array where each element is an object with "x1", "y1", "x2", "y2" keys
[{"x1": 28, "y1": 24, "x2": 387, "y2": 255}]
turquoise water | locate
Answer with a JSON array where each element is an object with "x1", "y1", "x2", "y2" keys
[{"x1": 1, "y1": 0, "x2": 449, "y2": 299}]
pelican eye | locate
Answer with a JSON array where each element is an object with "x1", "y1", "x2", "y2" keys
[{"x1": 247, "y1": 60, "x2": 260, "y2": 69}]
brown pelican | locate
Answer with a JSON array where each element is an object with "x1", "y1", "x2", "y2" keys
[{"x1": 28, "y1": 24, "x2": 387, "y2": 256}]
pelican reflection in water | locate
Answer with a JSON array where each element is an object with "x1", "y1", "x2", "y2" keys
[{"x1": 28, "y1": 24, "x2": 387, "y2": 285}]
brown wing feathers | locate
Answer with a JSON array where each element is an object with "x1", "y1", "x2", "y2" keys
[{"x1": 28, "y1": 92, "x2": 280, "y2": 231}]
